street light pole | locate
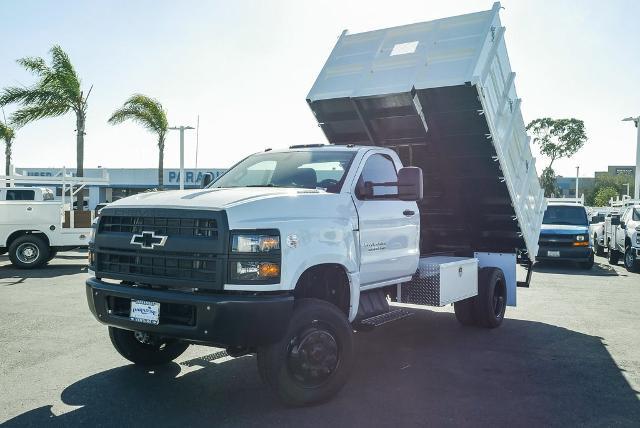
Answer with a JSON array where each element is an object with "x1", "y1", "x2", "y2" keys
[
  {"x1": 169, "y1": 125, "x2": 194, "y2": 190},
  {"x1": 575, "y1": 165, "x2": 579, "y2": 200},
  {"x1": 622, "y1": 116, "x2": 640, "y2": 200}
]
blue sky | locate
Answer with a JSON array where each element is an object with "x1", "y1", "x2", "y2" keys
[{"x1": 1, "y1": 0, "x2": 639, "y2": 178}]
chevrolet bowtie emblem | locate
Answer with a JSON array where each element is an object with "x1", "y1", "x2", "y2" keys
[{"x1": 130, "y1": 231, "x2": 167, "y2": 249}]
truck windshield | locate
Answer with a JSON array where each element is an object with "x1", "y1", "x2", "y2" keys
[
  {"x1": 634, "y1": 209, "x2": 640, "y2": 221},
  {"x1": 210, "y1": 151, "x2": 356, "y2": 193},
  {"x1": 543, "y1": 205, "x2": 588, "y2": 226}
]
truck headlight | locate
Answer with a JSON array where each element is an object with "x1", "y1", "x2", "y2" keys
[
  {"x1": 230, "y1": 261, "x2": 280, "y2": 281},
  {"x1": 575, "y1": 235, "x2": 585, "y2": 242},
  {"x1": 231, "y1": 233, "x2": 280, "y2": 253}
]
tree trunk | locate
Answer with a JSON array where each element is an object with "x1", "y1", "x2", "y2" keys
[
  {"x1": 158, "y1": 138, "x2": 164, "y2": 190},
  {"x1": 4, "y1": 139, "x2": 10, "y2": 187},
  {"x1": 76, "y1": 113, "x2": 85, "y2": 209}
]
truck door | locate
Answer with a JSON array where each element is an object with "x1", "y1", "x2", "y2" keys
[
  {"x1": 618, "y1": 208, "x2": 631, "y2": 251},
  {"x1": 352, "y1": 153, "x2": 420, "y2": 286}
]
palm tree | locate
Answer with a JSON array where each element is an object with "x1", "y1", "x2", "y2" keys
[
  {"x1": 0, "y1": 45, "x2": 91, "y2": 208},
  {"x1": 108, "y1": 95, "x2": 168, "y2": 189},
  {"x1": 0, "y1": 119, "x2": 15, "y2": 181}
]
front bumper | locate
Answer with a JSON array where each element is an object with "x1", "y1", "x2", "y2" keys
[
  {"x1": 536, "y1": 246, "x2": 593, "y2": 262},
  {"x1": 86, "y1": 277, "x2": 293, "y2": 348}
]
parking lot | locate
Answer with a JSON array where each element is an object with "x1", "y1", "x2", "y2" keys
[{"x1": 1, "y1": 252, "x2": 639, "y2": 427}]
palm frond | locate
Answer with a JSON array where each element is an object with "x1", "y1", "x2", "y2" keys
[
  {"x1": 108, "y1": 94, "x2": 168, "y2": 136},
  {"x1": 16, "y1": 57, "x2": 51, "y2": 77},
  {"x1": 10, "y1": 103, "x2": 71, "y2": 127},
  {"x1": 0, "y1": 86, "x2": 68, "y2": 109}
]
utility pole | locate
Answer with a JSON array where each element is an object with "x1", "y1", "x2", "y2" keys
[
  {"x1": 169, "y1": 125, "x2": 194, "y2": 190},
  {"x1": 622, "y1": 116, "x2": 640, "y2": 199},
  {"x1": 575, "y1": 166, "x2": 579, "y2": 200}
]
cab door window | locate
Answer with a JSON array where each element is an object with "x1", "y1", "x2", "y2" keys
[{"x1": 356, "y1": 154, "x2": 398, "y2": 199}]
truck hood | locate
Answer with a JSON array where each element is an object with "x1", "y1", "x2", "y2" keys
[
  {"x1": 540, "y1": 224, "x2": 588, "y2": 235},
  {"x1": 107, "y1": 187, "x2": 326, "y2": 210}
]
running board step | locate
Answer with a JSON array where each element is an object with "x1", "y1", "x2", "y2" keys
[{"x1": 357, "y1": 308, "x2": 413, "y2": 330}]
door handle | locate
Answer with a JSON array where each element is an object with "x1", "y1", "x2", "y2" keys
[{"x1": 403, "y1": 209, "x2": 415, "y2": 217}]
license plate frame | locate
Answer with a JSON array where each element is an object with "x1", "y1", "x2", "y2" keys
[
  {"x1": 130, "y1": 300, "x2": 161, "y2": 325},
  {"x1": 547, "y1": 250, "x2": 560, "y2": 257}
]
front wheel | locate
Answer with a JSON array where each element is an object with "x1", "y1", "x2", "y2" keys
[
  {"x1": 108, "y1": 327, "x2": 189, "y2": 366},
  {"x1": 594, "y1": 236, "x2": 604, "y2": 256},
  {"x1": 624, "y1": 246, "x2": 639, "y2": 272},
  {"x1": 580, "y1": 253, "x2": 594, "y2": 270},
  {"x1": 257, "y1": 298, "x2": 354, "y2": 406}
]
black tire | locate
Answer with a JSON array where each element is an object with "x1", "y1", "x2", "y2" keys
[
  {"x1": 8, "y1": 235, "x2": 50, "y2": 269},
  {"x1": 257, "y1": 298, "x2": 354, "y2": 406},
  {"x1": 623, "y1": 246, "x2": 639, "y2": 272},
  {"x1": 473, "y1": 267, "x2": 507, "y2": 329},
  {"x1": 594, "y1": 236, "x2": 604, "y2": 256},
  {"x1": 579, "y1": 253, "x2": 594, "y2": 270},
  {"x1": 608, "y1": 246, "x2": 620, "y2": 265},
  {"x1": 454, "y1": 297, "x2": 476, "y2": 326},
  {"x1": 108, "y1": 327, "x2": 189, "y2": 366},
  {"x1": 47, "y1": 249, "x2": 58, "y2": 263}
]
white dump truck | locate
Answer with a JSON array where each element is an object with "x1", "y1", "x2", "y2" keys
[{"x1": 85, "y1": 3, "x2": 545, "y2": 405}]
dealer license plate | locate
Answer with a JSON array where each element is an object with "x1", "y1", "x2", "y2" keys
[
  {"x1": 547, "y1": 250, "x2": 560, "y2": 257},
  {"x1": 130, "y1": 300, "x2": 160, "y2": 325}
]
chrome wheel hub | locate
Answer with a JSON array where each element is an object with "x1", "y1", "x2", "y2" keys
[{"x1": 16, "y1": 243, "x2": 39, "y2": 264}]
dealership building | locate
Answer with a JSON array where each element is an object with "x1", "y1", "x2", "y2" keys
[{"x1": 14, "y1": 167, "x2": 227, "y2": 209}]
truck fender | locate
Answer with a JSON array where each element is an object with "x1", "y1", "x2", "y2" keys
[{"x1": 290, "y1": 256, "x2": 361, "y2": 322}]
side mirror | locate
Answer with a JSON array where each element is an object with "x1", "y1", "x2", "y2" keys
[
  {"x1": 620, "y1": 221, "x2": 626, "y2": 229},
  {"x1": 397, "y1": 167, "x2": 423, "y2": 201},
  {"x1": 201, "y1": 173, "x2": 214, "y2": 188},
  {"x1": 590, "y1": 216, "x2": 598, "y2": 224},
  {"x1": 610, "y1": 215, "x2": 620, "y2": 226},
  {"x1": 357, "y1": 180, "x2": 374, "y2": 199}
]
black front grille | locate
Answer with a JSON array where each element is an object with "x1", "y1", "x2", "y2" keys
[
  {"x1": 538, "y1": 234, "x2": 576, "y2": 247},
  {"x1": 100, "y1": 215, "x2": 218, "y2": 238},
  {"x1": 94, "y1": 208, "x2": 228, "y2": 289},
  {"x1": 97, "y1": 248, "x2": 218, "y2": 282}
]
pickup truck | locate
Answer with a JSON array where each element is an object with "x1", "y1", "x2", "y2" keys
[
  {"x1": 85, "y1": 3, "x2": 545, "y2": 405},
  {"x1": 605, "y1": 203, "x2": 640, "y2": 271},
  {"x1": 588, "y1": 208, "x2": 610, "y2": 256},
  {"x1": 0, "y1": 186, "x2": 96, "y2": 268}
]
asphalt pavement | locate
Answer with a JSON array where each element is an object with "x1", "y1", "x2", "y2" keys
[{"x1": 1, "y1": 252, "x2": 639, "y2": 427}]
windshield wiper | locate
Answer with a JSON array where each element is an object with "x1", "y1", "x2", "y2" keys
[{"x1": 243, "y1": 184, "x2": 280, "y2": 188}]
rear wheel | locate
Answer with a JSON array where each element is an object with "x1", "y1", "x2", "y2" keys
[
  {"x1": 473, "y1": 267, "x2": 507, "y2": 329},
  {"x1": 47, "y1": 249, "x2": 58, "y2": 263},
  {"x1": 8, "y1": 235, "x2": 50, "y2": 269},
  {"x1": 624, "y1": 246, "x2": 638, "y2": 272},
  {"x1": 257, "y1": 298, "x2": 354, "y2": 406},
  {"x1": 108, "y1": 327, "x2": 189, "y2": 366},
  {"x1": 608, "y1": 245, "x2": 620, "y2": 265}
]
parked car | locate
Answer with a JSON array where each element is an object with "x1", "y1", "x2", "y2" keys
[{"x1": 537, "y1": 202, "x2": 593, "y2": 269}]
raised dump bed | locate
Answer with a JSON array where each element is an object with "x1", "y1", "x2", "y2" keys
[{"x1": 307, "y1": 2, "x2": 545, "y2": 262}]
